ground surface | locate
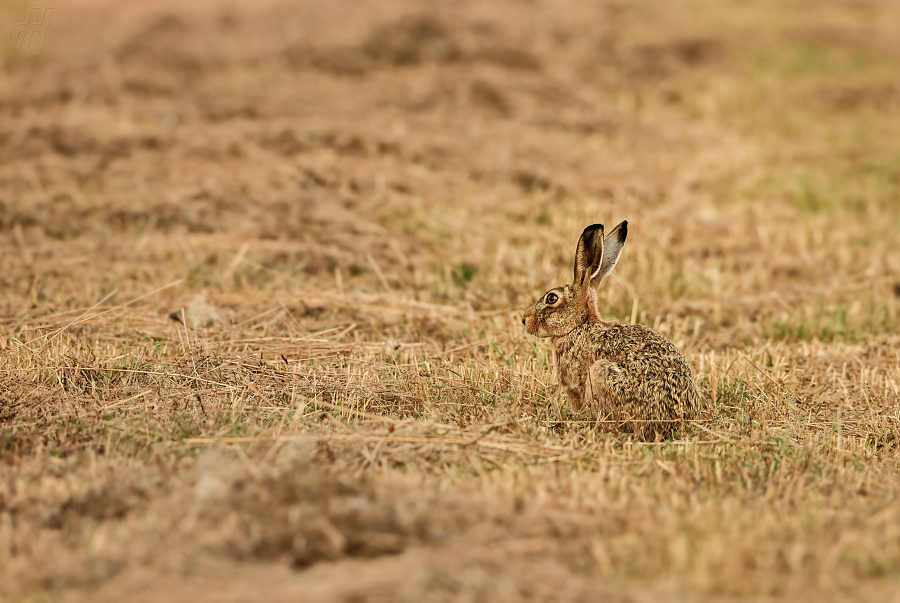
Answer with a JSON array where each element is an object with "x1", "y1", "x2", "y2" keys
[{"x1": 2, "y1": 0, "x2": 900, "y2": 601}]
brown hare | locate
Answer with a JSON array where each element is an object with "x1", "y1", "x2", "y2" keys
[{"x1": 522, "y1": 221, "x2": 703, "y2": 438}]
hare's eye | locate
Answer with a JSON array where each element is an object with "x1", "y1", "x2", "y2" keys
[{"x1": 545, "y1": 292, "x2": 558, "y2": 304}]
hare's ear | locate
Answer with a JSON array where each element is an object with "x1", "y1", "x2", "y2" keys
[
  {"x1": 573, "y1": 224, "x2": 604, "y2": 288},
  {"x1": 592, "y1": 220, "x2": 627, "y2": 286}
]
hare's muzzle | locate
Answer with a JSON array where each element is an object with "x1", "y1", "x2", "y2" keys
[{"x1": 521, "y1": 306, "x2": 536, "y2": 334}]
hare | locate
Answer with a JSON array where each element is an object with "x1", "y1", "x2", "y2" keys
[{"x1": 522, "y1": 221, "x2": 703, "y2": 438}]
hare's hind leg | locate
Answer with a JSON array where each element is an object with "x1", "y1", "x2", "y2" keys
[
  {"x1": 585, "y1": 359, "x2": 638, "y2": 431},
  {"x1": 584, "y1": 359, "x2": 623, "y2": 412},
  {"x1": 563, "y1": 359, "x2": 624, "y2": 413},
  {"x1": 587, "y1": 360, "x2": 674, "y2": 438}
]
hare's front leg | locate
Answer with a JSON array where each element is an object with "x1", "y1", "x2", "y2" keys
[
  {"x1": 565, "y1": 385, "x2": 586, "y2": 411},
  {"x1": 557, "y1": 362, "x2": 586, "y2": 411}
]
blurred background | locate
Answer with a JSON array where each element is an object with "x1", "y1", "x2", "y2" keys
[{"x1": 1, "y1": 0, "x2": 898, "y2": 344}]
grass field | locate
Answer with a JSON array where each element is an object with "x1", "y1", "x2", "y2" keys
[{"x1": 2, "y1": 0, "x2": 900, "y2": 601}]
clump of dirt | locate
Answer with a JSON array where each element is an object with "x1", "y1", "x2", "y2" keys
[
  {"x1": 192, "y1": 445, "x2": 485, "y2": 567},
  {"x1": 309, "y1": 14, "x2": 541, "y2": 76}
]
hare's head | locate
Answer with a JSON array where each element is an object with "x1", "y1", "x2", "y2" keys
[{"x1": 522, "y1": 221, "x2": 627, "y2": 338}]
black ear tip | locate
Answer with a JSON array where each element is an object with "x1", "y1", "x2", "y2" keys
[{"x1": 619, "y1": 220, "x2": 628, "y2": 241}]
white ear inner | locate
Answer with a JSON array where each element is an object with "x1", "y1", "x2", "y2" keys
[
  {"x1": 597, "y1": 230, "x2": 626, "y2": 280},
  {"x1": 597, "y1": 256, "x2": 618, "y2": 279}
]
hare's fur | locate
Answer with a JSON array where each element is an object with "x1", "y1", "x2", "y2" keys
[{"x1": 522, "y1": 221, "x2": 703, "y2": 438}]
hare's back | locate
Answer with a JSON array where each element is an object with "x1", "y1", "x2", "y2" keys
[{"x1": 587, "y1": 323, "x2": 691, "y2": 377}]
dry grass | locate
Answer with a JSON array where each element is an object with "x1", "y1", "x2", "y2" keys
[{"x1": 2, "y1": 0, "x2": 900, "y2": 601}]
